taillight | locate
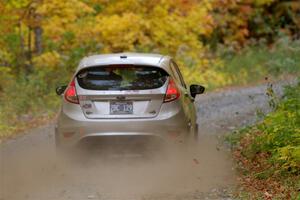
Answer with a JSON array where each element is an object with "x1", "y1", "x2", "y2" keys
[
  {"x1": 163, "y1": 78, "x2": 180, "y2": 102},
  {"x1": 64, "y1": 79, "x2": 79, "y2": 104}
]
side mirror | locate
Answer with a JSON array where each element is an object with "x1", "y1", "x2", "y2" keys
[
  {"x1": 190, "y1": 84, "x2": 205, "y2": 98},
  {"x1": 56, "y1": 85, "x2": 67, "y2": 95}
]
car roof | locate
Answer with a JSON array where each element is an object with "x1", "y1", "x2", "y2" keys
[{"x1": 77, "y1": 53, "x2": 171, "y2": 72}]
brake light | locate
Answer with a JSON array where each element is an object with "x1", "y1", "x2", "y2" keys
[
  {"x1": 64, "y1": 79, "x2": 79, "y2": 104},
  {"x1": 164, "y1": 78, "x2": 180, "y2": 102}
]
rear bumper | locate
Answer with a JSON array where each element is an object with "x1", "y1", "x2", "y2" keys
[{"x1": 55, "y1": 108, "x2": 190, "y2": 148}]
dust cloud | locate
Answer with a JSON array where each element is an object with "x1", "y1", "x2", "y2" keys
[{"x1": 0, "y1": 132, "x2": 235, "y2": 200}]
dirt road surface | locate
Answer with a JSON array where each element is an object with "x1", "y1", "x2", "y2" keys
[{"x1": 0, "y1": 80, "x2": 295, "y2": 200}]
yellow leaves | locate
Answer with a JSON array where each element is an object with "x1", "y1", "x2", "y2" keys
[
  {"x1": 0, "y1": 66, "x2": 13, "y2": 91},
  {"x1": 182, "y1": 4, "x2": 214, "y2": 36},
  {"x1": 0, "y1": 49, "x2": 13, "y2": 64},
  {"x1": 37, "y1": 0, "x2": 94, "y2": 41},
  {"x1": 182, "y1": 65, "x2": 230, "y2": 87},
  {"x1": 32, "y1": 51, "x2": 61, "y2": 70},
  {"x1": 144, "y1": 0, "x2": 211, "y2": 60},
  {"x1": 278, "y1": 146, "x2": 300, "y2": 170},
  {"x1": 37, "y1": 0, "x2": 93, "y2": 19},
  {"x1": 4, "y1": 0, "x2": 31, "y2": 9},
  {"x1": 102, "y1": 0, "x2": 144, "y2": 15},
  {"x1": 80, "y1": 0, "x2": 217, "y2": 86},
  {"x1": 2, "y1": 0, "x2": 216, "y2": 85},
  {"x1": 93, "y1": 13, "x2": 147, "y2": 52},
  {"x1": 90, "y1": 0, "x2": 213, "y2": 57}
]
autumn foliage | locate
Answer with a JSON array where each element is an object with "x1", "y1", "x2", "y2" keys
[{"x1": 1, "y1": 0, "x2": 299, "y2": 84}]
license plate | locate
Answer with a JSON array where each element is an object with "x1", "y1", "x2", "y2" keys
[{"x1": 110, "y1": 101, "x2": 133, "y2": 115}]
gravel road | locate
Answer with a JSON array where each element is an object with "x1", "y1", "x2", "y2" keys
[{"x1": 0, "y1": 79, "x2": 296, "y2": 200}]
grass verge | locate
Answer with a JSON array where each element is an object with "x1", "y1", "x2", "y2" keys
[{"x1": 227, "y1": 79, "x2": 300, "y2": 199}]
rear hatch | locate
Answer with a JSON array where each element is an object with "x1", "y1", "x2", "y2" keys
[{"x1": 75, "y1": 65, "x2": 168, "y2": 119}]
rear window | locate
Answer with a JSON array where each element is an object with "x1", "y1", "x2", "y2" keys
[{"x1": 76, "y1": 65, "x2": 168, "y2": 90}]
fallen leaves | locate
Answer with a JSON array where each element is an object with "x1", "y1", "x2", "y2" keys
[
  {"x1": 193, "y1": 158, "x2": 200, "y2": 165},
  {"x1": 231, "y1": 130, "x2": 300, "y2": 199}
]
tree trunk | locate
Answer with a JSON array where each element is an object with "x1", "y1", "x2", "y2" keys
[
  {"x1": 34, "y1": 26, "x2": 43, "y2": 55},
  {"x1": 18, "y1": 21, "x2": 26, "y2": 74},
  {"x1": 28, "y1": 26, "x2": 32, "y2": 65}
]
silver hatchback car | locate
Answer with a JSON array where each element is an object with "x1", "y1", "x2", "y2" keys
[{"x1": 55, "y1": 53, "x2": 205, "y2": 153}]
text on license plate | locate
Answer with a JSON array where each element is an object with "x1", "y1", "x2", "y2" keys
[{"x1": 110, "y1": 101, "x2": 133, "y2": 114}]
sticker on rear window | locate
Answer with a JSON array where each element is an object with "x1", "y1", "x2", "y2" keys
[{"x1": 78, "y1": 71, "x2": 88, "y2": 78}]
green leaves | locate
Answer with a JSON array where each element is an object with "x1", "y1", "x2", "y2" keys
[
  {"x1": 241, "y1": 81, "x2": 300, "y2": 174},
  {"x1": 261, "y1": 92, "x2": 299, "y2": 172},
  {"x1": 229, "y1": 80, "x2": 300, "y2": 198},
  {"x1": 4, "y1": 0, "x2": 31, "y2": 9}
]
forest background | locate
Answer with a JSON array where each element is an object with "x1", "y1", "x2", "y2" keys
[{"x1": 0, "y1": 0, "x2": 299, "y2": 144}]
